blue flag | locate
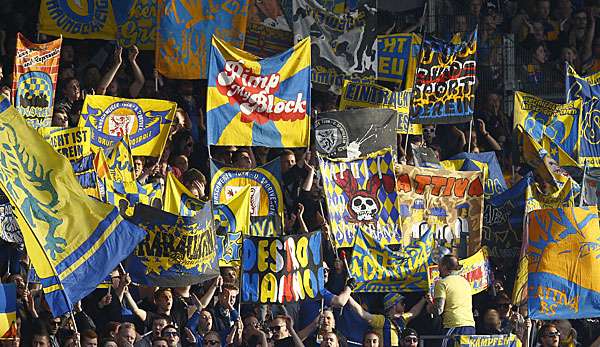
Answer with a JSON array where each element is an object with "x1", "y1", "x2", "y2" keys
[
  {"x1": 0, "y1": 96, "x2": 146, "y2": 317},
  {"x1": 127, "y1": 203, "x2": 219, "y2": 287}
]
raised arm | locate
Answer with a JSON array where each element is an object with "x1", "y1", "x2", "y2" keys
[
  {"x1": 192, "y1": 276, "x2": 223, "y2": 309},
  {"x1": 124, "y1": 288, "x2": 147, "y2": 322},
  {"x1": 96, "y1": 46, "x2": 123, "y2": 95},
  {"x1": 477, "y1": 119, "x2": 501, "y2": 151},
  {"x1": 347, "y1": 296, "x2": 376, "y2": 323},
  {"x1": 128, "y1": 45, "x2": 145, "y2": 98},
  {"x1": 405, "y1": 295, "x2": 429, "y2": 323}
]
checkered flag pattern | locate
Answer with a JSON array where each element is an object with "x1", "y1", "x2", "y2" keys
[{"x1": 319, "y1": 148, "x2": 401, "y2": 248}]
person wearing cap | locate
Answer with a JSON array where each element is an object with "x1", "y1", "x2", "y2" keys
[
  {"x1": 399, "y1": 328, "x2": 419, "y2": 347},
  {"x1": 347, "y1": 292, "x2": 430, "y2": 347},
  {"x1": 432, "y1": 254, "x2": 475, "y2": 347}
]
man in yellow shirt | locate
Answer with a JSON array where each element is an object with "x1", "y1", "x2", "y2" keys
[{"x1": 433, "y1": 254, "x2": 475, "y2": 347}]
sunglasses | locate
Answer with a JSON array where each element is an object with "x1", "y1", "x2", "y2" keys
[
  {"x1": 544, "y1": 331, "x2": 560, "y2": 337},
  {"x1": 403, "y1": 337, "x2": 418, "y2": 343},
  {"x1": 205, "y1": 340, "x2": 220, "y2": 345},
  {"x1": 164, "y1": 331, "x2": 178, "y2": 337},
  {"x1": 271, "y1": 325, "x2": 285, "y2": 331}
]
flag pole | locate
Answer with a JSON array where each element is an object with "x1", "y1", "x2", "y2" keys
[
  {"x1": 403, "y1": 1, "x2": 429, "y2": 160},
  {"x1": 24, "y1": 261, "x2": 32, "y2": 290},
  {"x1": 467, "y1": 119, "x2": 473, "y2": 152},
  {"x1": 580, "y1": 159, "x2": 588, "y2": 207}
]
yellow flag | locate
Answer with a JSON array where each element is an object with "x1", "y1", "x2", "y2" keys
[
  {"x1": 0, "y1": 96, "x2": 145, "y2": 316},
  {"x1": 525, "y1": 179, "x2": 574, "y2": 214},
  {"x1": 104, "y1": 136, "x2": 135, "y2": 183},
  {"x1": 215, "y1": 185, "x2": 251, "y2": 266},
  {"x1": 79, "y1": 95, "x2": 175, "y2": 157},
  {"x1": 164, "y1": 172, "x2": 205, "y2": 216},
  {"x1": 38, "y1": 0, "x2": 118, "y2": 40}
]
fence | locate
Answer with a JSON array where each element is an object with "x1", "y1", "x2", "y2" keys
[{"x1": 419, "y1": 0, "x2": 568, "y2": 118}]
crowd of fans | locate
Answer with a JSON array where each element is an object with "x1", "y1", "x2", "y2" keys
[{"x1": 0, "y1": 0, "x2": 599, "y2": 346}]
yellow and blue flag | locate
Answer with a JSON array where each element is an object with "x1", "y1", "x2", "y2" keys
[
  {"x1": 211, "y1": 158, "x2": 283, "y2": 236},
  {"x1": 164, "y1": 172, "x2": 205, "y2": 216},
  {"x1": 38, "y1": 0, "x2": 119, "y2": 39},
  {"x1": 156, "y1": 0, "x2": 250, "y2": 79},
  {"x1": 103, "y1": 136, "x2": 135, "y2": 183},
  {"x1": 377, "y1": 33, "x2": 420, "y2": 87},
  {"x1": 79, "y1": 95, "x2": 175, "y2": 157},
  {"x1": 38, "y1": 127, "x2": 100, "y2": 198},
  {"x1": 0, "y1": 96, "x2": 146, "y2": 317},
  {"x1": 455, "y1": 335, "x2": 521, "y2": 347},
  {"x1": 206, "y1": 36, "x2": 311, "y2": 147},
  {"x1": 350, "y1": 227, "x2": 433, "y2": 293},
  {"x1": 444, "y1": 152, "x2": 508, "y2": 197},
  {"x1": 0, "y1": 284, "x2": 17, "y2": 338},
  {"x1": 566, "y1": 64, "x2": 600, "y2": 167},
  {"x1": 127, "y1": 203, "x2": 219, "y2": 286},
  {"x1": 104, "y1": 178, "x2": 163, "y2": 216},
  {"x1": 528, "y1": 206, "x2": 600, "y2": 319},
  {"x1": 215, "y1": 185, "x2": 251, "y2": 266},
  {"x1": 514, "y1": 91, "x2": 580, "y2": 167},
  {"x1": 319, "y1": 148, "x2": 401, "y2": 247},
  {"x1": 117, "y1": 0, "x2": 157, "y2": 50},
  {"x1": 525, "y1": 179, "x2": 575, "y2": 214}
]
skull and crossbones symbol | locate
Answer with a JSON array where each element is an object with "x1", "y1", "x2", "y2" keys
[{"x1": 334, "y1": 169, "x2": 395, "y2": 223}]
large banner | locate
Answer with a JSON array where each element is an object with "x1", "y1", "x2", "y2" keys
[
  {"x1": 528, "y1": 206, "x2": 600, "y2": 319},
  {"x1": 377, "y1": 33, "x2": 419, "y2": 87},
  {"x1": 395, "y1": 164, "x2": 484, "y2": 254},
  {"x1": 211, "y1": 159, "x2": 284, "y2": 236},
  {"x1": 350, "y1": 227, "x2": 433, "y2": 292},
  {"x1": 156, "y1": 0, "x2": 250, "y2": 79},
  {"x1": 338, "y1": 81, "x2": 422, "y2": 135},
  {"x1": 427, "y1": 247, "x2": 492, "y2": 295},
  {"x1": 292, "y1": 0, "x2": 377, "y2": 92},
  {"x1": 117, "y1": 0, "x2": 157, "y2": 50},
  {"x1": 454, "y1": 335, "x2": 522, "y2": 347},
  {"x1": 566, "y1": 64, "x2": 600, "y2": 167},
  {"x1": 12, "y1": 34, "x2": 61, "y2": 129},
  {"x1": 127, "y1": 203, "x2": 219, "y2": 287},
  {"x1": 241, "y1": 231, "x2": 324, "y2": 303},
  {"x1": 320, "y1": 149, "x2": 401, "y2": 247},
  {"x1": 39, "y1": 127, "x2": 99, "y2": 198},
  {"x1": 411, "y1": 30, "x2": 477, "y2": 124},
  {"x1": 206, "y1": 36, "x2": 310, "y2": 147},
  {"x1": 514, "y1": 91, "x2": 580, "y2": 166},
  {"x1": 79, "y1": 95, "x2": 175, "y2": 157},
  {"x1": 314, "y1": 108, "x2": 397, "y2": 159}
]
